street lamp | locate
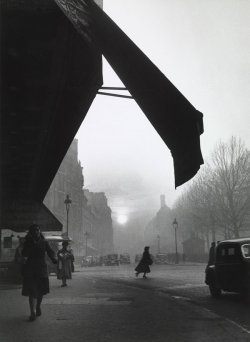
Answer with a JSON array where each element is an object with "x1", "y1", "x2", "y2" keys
[
  {"x1": 172, "y1": 218, "x2": 179, "y2": 264},
  {"x1": 157, "y1": 235, "x2": 161, "y2": 253},
  {"x1": 64, "y1": 194, "x2": 72, "y2": 236},
  {"x1": 84, "y1": 231, "x2": 89, "y2": 257}
]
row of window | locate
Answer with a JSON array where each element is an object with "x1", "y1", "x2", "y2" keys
[{"x1": 217, "y1": 244, "x2": 250, "y2": 263}]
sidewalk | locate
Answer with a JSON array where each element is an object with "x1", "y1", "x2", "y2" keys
[{"x1": 0, "y1": 270, "x2": 249, "y2": 342}]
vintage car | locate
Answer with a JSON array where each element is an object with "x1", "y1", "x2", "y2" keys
[
  {"x1": 45, "y1": 235, "x2": 72, "y2": 274},
  {"x1": 103, "y1": 254, "x2": 120, "y2": 266},
  {"x1": 81, "y1": 255, "x2": 101, "y2": 267},
  {"x1": 205, "y1": 238, "x2": 250, "y2": 301},
  {"x1": 119, "y1": 253, "x2": 130, "y2": 264},
  {"x1": 154, "y1": 253, "x2": 168, "y2": 265},
  {"x1": 134, "y1": 254, "x2": 142, "y2": 264}
]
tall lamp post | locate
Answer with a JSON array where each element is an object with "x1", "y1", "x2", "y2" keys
[
  {"x1": 64, "y1": 194, "x2": 72, "y2": 237},
  {"x1": 157, "y1": 235, "x2": 161, "y2": 253},
  {"x1": 84, "y1": 231, "x2": 89, "y2": 257},
  {"x1": 172, "y1": 218, "x2": 179, "y2": 264}
]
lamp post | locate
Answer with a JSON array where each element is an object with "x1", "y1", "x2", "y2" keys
[
  {"x1": 172, "y1": 218, "x2": 179, "y2": 264},
  {"x1": 64, "y1": 194, "x2": 72, "y2": 237},
  {"x1": 157, "y1": 235, "x2": 161, "y2": 253},
  {"x1": 84, "y1": 231, "x2": 89, "y2": 257}
]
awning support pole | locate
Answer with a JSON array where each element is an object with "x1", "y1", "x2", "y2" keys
[{"x1": 97, "y1": 91, "x2": 133, "y2": 99}]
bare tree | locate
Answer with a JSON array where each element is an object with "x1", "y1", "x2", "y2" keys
[
  {"x1": 211, "y1": 137, "x2": 250, "y2": 238},
  {"x1": 174, "y1": 167, "x2": 215, "y2": 250},
  {"x1": 173, "y1": 137, "x2": 250, "y2": 244}
]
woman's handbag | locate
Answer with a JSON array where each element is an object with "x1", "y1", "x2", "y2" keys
[{"x1": 148, "y1": 257, "x2": 153, "y2": 265}]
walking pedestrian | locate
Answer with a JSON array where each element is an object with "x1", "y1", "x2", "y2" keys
[
  {"x1": 21, "y1": 224, "x2": 57, "y2": 321},
  {"x1": 135, "y1": 246, "x2": 153, "y2": 279},
  {"x1": 57, "y1": 241, "x2": 74, "y2": 287}
]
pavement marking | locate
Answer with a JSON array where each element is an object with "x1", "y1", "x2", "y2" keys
[
  {"x1": 162, "y1": 283, "x2": 206, "y2": 289},
  {"x1": 83, "y1": 292, "x2": 124, "y2": 297},
  {"x1": 168, "y1": 292, "x2": 250, "y2": 336},
  {"x1": 225, "y1": 318, "x2": 250, "y2": 335},
  {"x1": 43, "y1": 297, "x2": 132, "y2": 305},
  {"x1": 171, "y1": 295, "x2": 191, "y2": 301}
]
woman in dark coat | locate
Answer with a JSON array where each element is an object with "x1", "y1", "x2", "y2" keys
[
  {"x1": 135, "y1": 246, "x2": 152, "y2": 279},
  {"x1": 22, "y1": 224, "x2": 57, "y2": 321}
]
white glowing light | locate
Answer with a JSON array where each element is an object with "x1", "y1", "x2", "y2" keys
[{"x1": 117, "y1": 215, "x2": 128, "y2": 225}]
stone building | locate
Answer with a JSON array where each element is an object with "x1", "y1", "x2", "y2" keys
[
  {"x1": 182, "y1": 233, "x2": 207, "y2": 262},
  {"x1": 144, "y1": 195, "x2": 181, "y2": 254},
  {"x1": 84, "y1": 190, "x2": 114, "y2": 256},
  {"x1": 44, "y1": 139, "x2": 113, "y2": 257}
]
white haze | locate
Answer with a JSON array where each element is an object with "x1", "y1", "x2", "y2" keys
[{"x1": 76, "y1": 0, "x2": 250, "y2": 223}]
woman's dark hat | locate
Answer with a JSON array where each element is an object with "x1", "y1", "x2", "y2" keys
[{"x1": 28, "y1": 224, "x2": 40, "y2": 233}]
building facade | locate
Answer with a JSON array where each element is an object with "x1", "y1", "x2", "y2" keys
[
  {"x1": 144, "y1": 195, "x2": 182, "y2": 254},
  {"x1": 44, "y1": 139, "x2": 114, "y2": 257}
]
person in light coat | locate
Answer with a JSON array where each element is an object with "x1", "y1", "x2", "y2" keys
[{"x1": 57, "y1": 241, "x2": 74, "y2": 287}]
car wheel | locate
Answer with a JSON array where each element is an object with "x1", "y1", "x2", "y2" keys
[{"x1": 209, "y1": 284, "x2": 222, "y2": 298}]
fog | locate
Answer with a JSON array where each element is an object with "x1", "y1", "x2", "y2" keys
[{"x1": 76, "y1": 0, "x2": 250, "y2": 229}]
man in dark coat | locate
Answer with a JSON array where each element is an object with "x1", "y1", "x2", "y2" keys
[{"x1": 22, "y1": 224, "x2": 57, "y2": 321}]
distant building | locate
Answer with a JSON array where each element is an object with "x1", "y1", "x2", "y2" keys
[
  {"x1": 182, "y1": 233, "x2": 206, "y2": 262},
  {"x1": 144, "y1": 195, "x2": 178, "y2": 254},
  {"x1": 84, "y1": 190, "x2": 114, "y2": 255},
  {"x1": 44, "y1": 139, "x2": 113, "y2": 257}
]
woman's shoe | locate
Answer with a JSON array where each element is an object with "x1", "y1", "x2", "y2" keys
[
  {"x1": 29, "y1": 312, "x2": 36, "y2": 321},
  {"x1": 36, "y1": 307, "x2": 41, "y2": 316}
]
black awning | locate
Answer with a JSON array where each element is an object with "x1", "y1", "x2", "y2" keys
[
  {"x1": 2, "y1": 200, "x2": 62, "y2": 232},
  {"x1": 55, "y1": 0, "x2": 204, "y2": 187}
]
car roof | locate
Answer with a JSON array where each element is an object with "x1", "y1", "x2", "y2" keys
[
  {"x1": 218, "y1": 238, "x2": 250, "y2": 245},
  {"x1": 44, "y1": 235, "x2": 72, "y2": 242}
]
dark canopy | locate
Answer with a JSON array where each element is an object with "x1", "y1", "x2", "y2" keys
[
  {"x1": 55, "y1": 0, "x2": 204, "y2": 187},
  {"x1": 0, "y1": 0, "x2": 102, "y2": 231}
]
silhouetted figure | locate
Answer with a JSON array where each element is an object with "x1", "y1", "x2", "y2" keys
[
  {"x1": 205, "y1": 241, "x2": 216, "y2": 284},
  {"x1": 22, "y1": 224, "x2": 57, "y2": 321},
  {"x1": 135, "y1": 246, "x2": 153, "y2": 279},
  {"x1": 208, "y1": 242, "x2": 216, "y2": 266},
  {"x1": 57, "y1": 241, "x2": 74, "y2": 287}
]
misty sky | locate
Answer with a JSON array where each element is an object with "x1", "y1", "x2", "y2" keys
[{"x1": 76, "y1": 0, "x2": 250, "y2": 223}]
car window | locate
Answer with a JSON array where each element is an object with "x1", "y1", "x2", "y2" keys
[
  {"x1": 228, "y1": 248, "x2": 235, "y2": 256},
  {"x1": 217, "y1": 245, "x2": 241, "y2": 263},
  {"x1": 241, "y1": 244, "x2": 250, "y2": 258}
]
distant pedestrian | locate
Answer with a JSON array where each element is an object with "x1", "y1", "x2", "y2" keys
[
  {"x1": 57, "y1": 241, "x2": 74, "y2": 287},
  {"x1": 135, "y1": 246, "x2": 153, "y2": 279},
  {"x1": 69, "y1": 247, "x2": 75, "y2": 272},
  {"x1": 14, "y1": 237, "x2": 25, "y2": 265},
  {"x1": 21, "y1": 224, "x2": 57, "y2": 321}
]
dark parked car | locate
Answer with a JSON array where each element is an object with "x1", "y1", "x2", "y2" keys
[{"x1": 205, "y1": 238, "x2": 250, "y2": 301}]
